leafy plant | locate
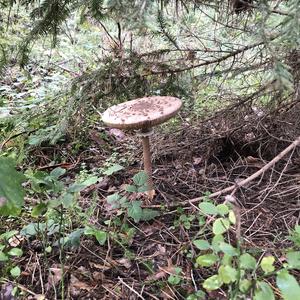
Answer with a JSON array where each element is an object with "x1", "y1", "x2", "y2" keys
[
  {"x1": 194, "y1": 200, "x2": 300, "y2": 299},
  {"x1": 84, "y1": 226, "x2": 107, "y2": 245},
  {"x1": 168, "y1": 267, "x2": 182, "y2": 285},
  {"x1": 0, "y1": 230, "x2": 23, "y2": 278},
  {"x1": 289, "y1": 225, "x2": 300, "y2": 247},
  {"x1": 173, "y1": 207, "x2": 196, "y2": 229},
  {"x1": 107, "y1": 171, "x2": 160, "y2": 223}
]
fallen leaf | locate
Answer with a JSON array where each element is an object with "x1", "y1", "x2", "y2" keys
[
  {"x1": 146, "y1": 264, "x2": 177, "y2": 281},
  {"x1": 70, "y1": 275, "x2": 94, "y2": 291},
  {"x1": 116, "y1": 258, "x2": 131, "y2": 269},
  {"x1": 8, "y1": 235, "x2": 24, "y2": 247},
  {"x1": 92, "y1": 271, "x2": 104, "y2": 281},
  {"x1": 141, "y1": 221, "x2": 164, "y2": 236},
  {"x1": 89, "y1": 262, "x2": 111, "y2": 271},
  {"x1": 47, "y1": 268, "x2": 63, "y2": 289}
]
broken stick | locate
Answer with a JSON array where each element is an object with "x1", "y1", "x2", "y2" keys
[{"x1": 187, "y1": 135, "x2": 300, "y2": 204}]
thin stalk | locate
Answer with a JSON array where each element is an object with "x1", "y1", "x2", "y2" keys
[
  {"x1": 140, "y1": 128, "x2": 154, "y2": 195},
  {"x1": 58, "y1": 206, "x2": 65, "y2": 300}
]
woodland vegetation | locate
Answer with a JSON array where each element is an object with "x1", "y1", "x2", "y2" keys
[{"x1": 0, "y1": 0, "x2": 300, "y2": 299}]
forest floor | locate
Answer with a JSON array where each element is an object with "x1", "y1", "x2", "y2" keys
[{"x1": 1, "y1": 104, "x2": 299, "y2": 299}]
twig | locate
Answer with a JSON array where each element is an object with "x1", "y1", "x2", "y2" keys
[
  {"x1": 118, "y1": 277, "x2": 146, "y2": 300},
  {"x1": 147, "y1": 35, "x2": 279, "y2": 75},
  {"x1": 185, "y1": 135, "x2": 300, "y2": 204},
  {"x1": 0, "y1": 130, "x2": 35, "y2": 151}
]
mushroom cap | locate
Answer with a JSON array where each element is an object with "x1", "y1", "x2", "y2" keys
[{"x1": 102, "y1": 96, "x2": 182, "y2": 130}]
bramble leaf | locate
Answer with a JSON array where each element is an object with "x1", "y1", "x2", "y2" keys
[
  {"x1": 213, "y1": 218, "x2": 230, "y2": 235},
  {"x1": 216, "y1": 204, "x2": 229, "y2": 216},
  {"x1": 219, "y1": 242, "x2": 239, "y2": 256},
  {"x1": 276, "y1": 270, "x2": 300, "y2": 300},
  {"x1": 286, "y1": 251, "x2": 300, "y2": 269},
  {"x1": 260, "y1": 256, "x2": 275, "y2": 274},
  {"x1": 199, "y1": 202, "x2": 218, "y2": 215},
  {"x1": 10, "y1": 266, "x2": 21, "y2": 278},
  {"x1": 103, "y1": 164, "x2": 124, "y2": 175},
  {"x1": 193, "y1": 239, "x2": 211, "y2": 250},
  {"x1": 196, "y1": 254, "x2": 219, "y2": 267},
  {"x1": 254, "y1": 281, "x2": 275, "y2": 300},
  {"x1": 240, "y1": 253, "x2": 257, "y2": 270},
  {"x1": 218, "y1": 265, "x2": 237, "y2": 284},
  {"x1": 0, "y1": 158, "x2": 25, "y2": 216},
  {"x1": 203, "y1": 275, "x2": 223, "y2": 291},
  {"x1": 7, "y1": 248, "x2": 23, "y2": 257},
  {"x1": 133, "y1": 171, "x2": 148, "y2": 186},
  {"x1": 127, "y1": 201, "x2": 143, "y2": 222}
]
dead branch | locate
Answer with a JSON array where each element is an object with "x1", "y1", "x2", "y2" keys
[{"x1": 186, "y1": 135, "x2": 300, "y2": 204}]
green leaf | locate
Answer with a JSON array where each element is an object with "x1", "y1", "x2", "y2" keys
[
  {"x1": 213, "y1": 218, "x2": 230, "y2": 235},
  {"x1": 218, "y1": 265, "x2": 237, "y2": 284},
  {"x1": 45, "y1": 246, "x2": 52, "y2": 253},
  {"x1": 216, "y1": 204, "x2": 229, "y2": 216},
  {"x1": 240, "y1": 253, "x2": 257, "y2": 270},
  {"x1": 0, "y1": 251, "x2": 8, "y2": 261},
  {"x1": 168, "y1": 274, "x2": 181, "y2": 285},
  {"x1": 127, "y1": 201, "x2": 143, "y2": 222},
  {"x1": 186, "y1": 290, "x2": 206, "y2": 300},
  {"x1": 125, "y1": 185, "x2": 137, "y2": 192},
  {"x1": 218, "y1": 242, "x2": 239, "y2": 256},
  {"x1": 133, "y1": 171, "x2": 148, "y2": 186},
  {"x1": 61, "y1": 193, "x2": 74, "y2": 208},
  {"x1": 137, "y1": 185, "x2": 149, "y2": 193},
  {"x1": 228, "y1": 211, "x2": 236, "y2": 224},
  {"x1": 20, "y1": 223, "x2": 39, "y2": 237},
  {"x1": 221, "y1": 254, "x2": 232, "y2": 266},
  {"x1": 7, "y1": 248, "x2": 23, "y2": 257},
  {"x1": 260, "y1": 256, "x2": 275, "y2": 274},
  {"x1": 50, "y1": 167, "x2": 66, "y2": 179},
  {"x1": 203, "y1": 275, "x2": 223, "y2": 291},
  {"x1": 0, "y1": 158, "x2": 25, "y2": 216},
  {"x1": 196, "y1": 254, "x2": 219, "y2": 267},
  {"x1": 193, "y1": 239, "x2": 211, "y2": 250},
  {"x1": 239, "y1": 279, "x2": 252, "y2": 293},
  {"x1": 168, "y1": 268, "x2": 182, "y2": 285},
  {"x1": 10, "y1": 266, "x2": 21, "y2": 278},
  {"x1": 67, "y1": 176, "x2": 98, "y2": 193},
  {"x1": 254, "y1": 281, "x2": 275, "y2": 300},
  {"x1": 107, "y1": 193, "x2": 121, "y2": 209},
  {"x1": 61, "y1": 229, "x2": 84, "y2": 248},
  {"x1": 141, "y1": 208, "x2": 160, "y2": 221},
  {"x1": 31, "y1": 203, "x2": 48, "y2": 217},
  {"x1": 103, "y1": 164, "x2": 124, "y2": 176},
  {"x1": 211, "y1": 234, "x2": 224, "y2": 252},
  {"x1": 47, "y1": 199, "x2": 62, "y2": 208},
  {"x1": 276, "y1": 270, "x2": 300, "y2": 300},
  {"x1": 0, "y1": 230, "x2": 18, "y2": 241},
  {"x1": 199, "y1": 202, "x2": 218, "y2": 215},
  {"x1": 286, "y1": 251, "x2": 300, "y2": 269},
  {"x1": 94, "y1": 230, "x2": 107, "y2": 245}
]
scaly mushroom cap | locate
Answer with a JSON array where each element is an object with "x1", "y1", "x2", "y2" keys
[{"x1": 102, "y1": 96, "x2": 182, "y2": 130}]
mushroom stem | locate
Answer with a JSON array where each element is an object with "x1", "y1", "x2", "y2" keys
[{"x1": 140, "y1": 128, "x2": 154, "y2": 197}]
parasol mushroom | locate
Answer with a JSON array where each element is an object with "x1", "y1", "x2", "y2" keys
[{"x1": 102, "y1": 96, "x2": 182, "y2": 198}]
